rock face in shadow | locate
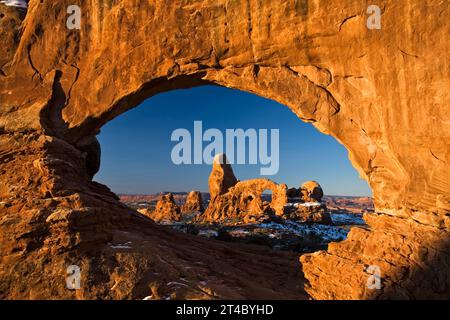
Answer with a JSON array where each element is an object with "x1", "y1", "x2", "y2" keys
[
  {"x1": 0, "y1": 1, "x2": 449, "y2": 299},
  {"x1": 0, "y1": 5, "x2": 24, "y2": 70}
]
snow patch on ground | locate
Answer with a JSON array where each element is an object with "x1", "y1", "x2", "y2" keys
[
  {"x1": 298, "y1": 202, "x2": 322, "y2": 207},
  {"x1": 167, "y1": 281, "x2": 189, "y2": 287},
  {"x1": 284, "y1": 202, "x2": 322, "y2": 208},
  {"x1": 110, "y1": 241, "x2": 132, "y2": 249},
  {"x1": 258, "y1": 220, "x2": 349, "y2": 242},
  {"x1": 331, "y1": 213, "x2": 365, "y2": 225},
  {"x1": 198, "y1": 229, "x2": 219, "y2": 238}
]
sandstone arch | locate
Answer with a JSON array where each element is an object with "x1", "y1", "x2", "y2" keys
[
  {"x1": 202, "y1": 153, "x2": 288, "y2": 222},
  {"x1": 202, "y1": 177, "x2": 288, "y2": 223},
  {"x1": 231, "y1": 179, "x2": 287, "y2": 216},
  {"x1": 0, "y1": 1, "x2": 449, "y2": 299}
]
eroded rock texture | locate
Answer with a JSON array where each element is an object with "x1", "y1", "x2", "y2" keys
[
  {"x1": 139, "y1": 193, "x2": 182, "y2": 223},
  {"x1": 200, "y1": 153, "x2": 288, "y2": 223},
  {"x1": 283, "y1": 204, "x2": 332, "y2": 224},
  {"x1": 300, "y1": 181, "x2": 324, "y2": 203},
  {"x1": 181, "y1": 191, "x2": 204, "y2": 214},
  {"x1": 283, "y1": 203, "x2": 331, "y2": 225},
  {"x1": 203, "y1": 178, "x2": 288, "y2": 224},
  {"x1": 283, "y1": 181, "x2": 331, "y2": 225},
  {"x1": 0, "y1": 0, "x2": 449, "y2": 299},
  {"x1": 208, "y1": 154, "x2": 239, "y2": 199}
]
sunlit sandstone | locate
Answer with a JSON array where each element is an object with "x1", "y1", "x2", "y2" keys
[{"x1": 0, "y1": 1, "x2": 448, "y2": 299}]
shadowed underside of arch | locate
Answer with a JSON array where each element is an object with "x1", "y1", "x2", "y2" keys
[{"x1": 0, "y1": 1, "x2": 448, "y2": 299}]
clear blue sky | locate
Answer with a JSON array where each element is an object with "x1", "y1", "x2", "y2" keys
[{"x1": 95, "y1": 85, "x2": 371, "y2": 196}]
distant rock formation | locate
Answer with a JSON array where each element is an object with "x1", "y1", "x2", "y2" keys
[
  {"x1": 181, "y1": 191, "x2": 204, "y2": 213},
  {"x1": 140, "y1": 193, "x2": 182, "y2": 223},
  {"x1": 283, "y1": 181, "x2": 331, "y2": 225},
  {"x1": 283, "y1": 202, "x2": 331, "y2": 225},
  {"x1": 199, "y1": 154, "x2": 287, "y2": 223},
  {"x1": 286, "y1": 187, "x2": 300, "y2": 198},
  {"x1": 203, "y1": 178, "x2": 288, "y2": 223},
  {"x1": 208, "y1": 154, "x2": 238, "y2": 199},
  {"x1": 300, "y1": 181, "x2": 324, "y2": 202},
  {"x1": 200, "y1": 154, "x2": 332, "y2": 225}
]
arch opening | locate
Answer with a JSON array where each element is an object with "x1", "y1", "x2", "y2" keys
[{"x1": 94, "y1": 85, "x2": 372, "y2": 254}]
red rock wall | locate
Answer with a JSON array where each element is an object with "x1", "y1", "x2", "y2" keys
[{"x1": 0, "y1": 1, "x2": 449, "y2": 299}]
